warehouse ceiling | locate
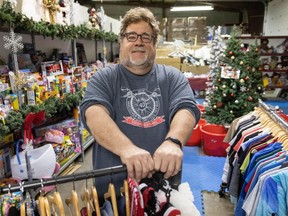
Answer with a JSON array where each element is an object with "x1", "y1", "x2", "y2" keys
[
  {"x1": 77, "y1": 0, "x2": 269, "y2": 35},
  {"x1": 78, "y1": 0, "x2": 268, "y2": 12}
]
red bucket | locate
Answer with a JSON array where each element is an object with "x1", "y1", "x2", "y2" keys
[
  {"x1": 279, "y1": 113, "x2": 288, "y2": 122},
  {"x1": 200, "y1": 124, "x2": 229, "y2": 157},
  {"x1": 197, "y1": 104, "x2": 205, "y2": 114},
  {"x1": 186, "y1": 118, "x2": 207, "y2": 146}
]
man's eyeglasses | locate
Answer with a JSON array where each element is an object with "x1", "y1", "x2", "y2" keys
[{"x1": 122, "y1": 32, "x2": 154, "y2": 43}]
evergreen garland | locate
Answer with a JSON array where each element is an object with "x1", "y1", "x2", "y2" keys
[
  {"x1": 0, "y1": 90, "x2": 84, "y2": 139},
  {"x1": 0, "y1": 1, "x2": 118, "y2": 42}
]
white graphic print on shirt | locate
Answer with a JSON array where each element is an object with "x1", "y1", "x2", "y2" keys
[{"x1": 121, "y1": 87, "x2": 165, "y2": 128}]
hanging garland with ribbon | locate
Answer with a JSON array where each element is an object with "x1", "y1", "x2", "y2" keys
[{"x1": 0, "y1": 1, "x2": 118, "y2": 42}]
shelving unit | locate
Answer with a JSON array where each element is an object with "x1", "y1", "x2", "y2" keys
[
  {"x1": 57, "y1": 136, "x2": 94, "y2": 175},
  {"x1": 238, "y1": 35, "x2": 288, "y2": 99}
]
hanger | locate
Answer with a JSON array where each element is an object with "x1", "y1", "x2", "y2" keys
[
  {"x1": 65, "y1": 190, "x2": 81, "y2": 216},
  {"x1": 104, "y1": 183, "x2": 119, "y2": 216},
  {"x1": 48, "y1": 179, "x2": 65, "y2": 216},
  {"x1": 279, "y1": 134, "x2": 288, "y2": 143},
  {"x1": 91, "y1": 186, "x2": 101, "y2": 216},
  {"x1": 120, "y1": 179, "x2": 130, "y2": 216},
  {"x1": 280, "y1": 135, "x2": 288, "y2": 150},
  {"x1": 48, "y1": 191, "x2": 65, "y2": 216},
  {"x1": 84, "y1": 187, "x2": 93, "y2": 216},
  {"x1": 19, "y1": 182, "x2": 25, "y2": 216},
  {"x1": 38, "y1": 196, "x2": 50, "y2": 216},
  {"x1": 81, "y1": 174, "x2": 94, "y2": 216},
  {"x1": 43, "y1": 195, "x2": 51, "y2": 216},
  {"x1": 37, "y1": 193, "x2": 46, "y2": 216},
  {"x1": 20, "y1": 201, "x2": 26, "y2": 216},
  {"x1": 65, "y1": 175, "x2": 81, "y2": 216},
  {"x1": 37, "y1": 179, "x2": 51, "y2": 216}
]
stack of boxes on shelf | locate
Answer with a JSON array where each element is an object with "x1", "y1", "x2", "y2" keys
[{"x1": 166, "y1": 17, "x2": 207, "y2": 45}]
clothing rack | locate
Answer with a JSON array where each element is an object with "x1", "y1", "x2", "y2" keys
[
  {"x1": 0, "y1": 165, "x2": 127, "y2": 195},
  {"x1": 259, "y1": 99, "x2": 288, "y2": 133}
]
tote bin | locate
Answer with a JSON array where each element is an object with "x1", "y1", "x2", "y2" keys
[
  {"x1": 186, "y1": 118, "x2": 207, "y2": 146},
  {"x1": 200, "y1": 124, "x2": 229, "y2": 157}
]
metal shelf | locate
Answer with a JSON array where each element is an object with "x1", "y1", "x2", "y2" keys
[{"x1": 56, "y1": 137, "x2": 94, "y2": 175}]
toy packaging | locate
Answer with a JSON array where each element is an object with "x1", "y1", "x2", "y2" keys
[{"x1": 34, "y1": 118, "x2": 81, "y2": 163}]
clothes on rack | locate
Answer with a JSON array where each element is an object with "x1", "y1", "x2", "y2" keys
[
  {"x1": 0, "y1": 166, "x2": 200, "y2": 216},
  {"x1": 221, "y1": 105, "x2": 288, "y2": 216}
]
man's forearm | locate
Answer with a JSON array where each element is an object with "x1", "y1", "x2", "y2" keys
[
  {"x1": 166, "y1": 109, "x2": 197, "y2": 147},
  {"x1": 85, "y1": 104, "x2": 135, "y2": 156}
]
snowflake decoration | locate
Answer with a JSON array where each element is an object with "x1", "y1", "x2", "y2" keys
[
  {"x1": 240, "y1": 86, "x2": 247, "y2": 92},
  {"x1": 3, "y1": 29, "x2": 23, "y2": 53}
]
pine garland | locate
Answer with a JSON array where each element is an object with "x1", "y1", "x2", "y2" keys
[
  {"x1": 0, "y1": 90, "x2": 84, "y2": 139},
  {"x1": 0, "y1": 1, "x2": 118, "y2": 42}
]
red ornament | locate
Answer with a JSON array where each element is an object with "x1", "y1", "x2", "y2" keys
[
  {"x1": 245, "y1": 76, "x2": 249, "y2": 80},
  {"x1": 248, "y1": 96, "x2": 253, "y2": 101},
  {"x1": 217, "y1": 101, "x2": 223, "y2": 107},
  {"x1": 246, "y1": 66, "x2": 250, "y2": 70},
  {"x1": 230, "y1": 93, "x2": 234, "y2": 97},
  {"x1": 229, "y1": 51, "x2": 233, "y2": 55},
  {"x1": 218, "y1": 78, "x2": 221, "y2": 82}
]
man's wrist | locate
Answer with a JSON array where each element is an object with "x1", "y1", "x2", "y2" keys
[{"x1": 165, "y1": 137, "x2": 183, "y2": 150}]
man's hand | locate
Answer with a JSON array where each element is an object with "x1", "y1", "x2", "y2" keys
[
  {"x1": 153, "y1": 141, "x2": 183, "y2": 179},
  {"x1": 119, "y1": 146, "x2": 154, "y2": 181}
]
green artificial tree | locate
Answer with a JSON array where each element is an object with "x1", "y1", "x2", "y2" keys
[{"x1": 204, "y1": 26, "x2": 263, "y2": 125}]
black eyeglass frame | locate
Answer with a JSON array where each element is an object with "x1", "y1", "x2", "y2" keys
[{"x1": 121, "y1": 32, "x2": 155, "y2": 43}]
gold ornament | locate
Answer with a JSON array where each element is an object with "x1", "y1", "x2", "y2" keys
[
  {"x1": 231, "y1": 56, "x2": 235, "y2": 60},
  {"x1": 42, "y1": 0, "x2": 60, "y2": 24},
  {"x1": 10, "y1": 71, "x2": 28, "y2": 91},
  {"x1": 240, "y1": 61, "x2": 244, "y2": 65}
]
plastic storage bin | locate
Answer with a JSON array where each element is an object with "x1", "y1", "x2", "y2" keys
[
  {"x1": 186, "y1": 118, "x2": 207, "y2": 146},
  {"x1": 200, "y1": 124, "x2": 229, "y2": 157},
  {"x1": 279, "y1": 113, "x2": 288, "y2": 122}
]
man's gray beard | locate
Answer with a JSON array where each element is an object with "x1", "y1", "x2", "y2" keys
[{"x1": 121, "y1": 57, "x2": 155, "y2": 69}]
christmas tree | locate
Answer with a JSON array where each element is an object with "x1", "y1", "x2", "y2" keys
[{"x1": 204, "y1": 26, "x2": 263, "y2": 125}]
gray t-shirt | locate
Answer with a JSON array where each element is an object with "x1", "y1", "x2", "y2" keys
[{"x1": 80, "y1": 63, "x2": 200, "y2": 198}]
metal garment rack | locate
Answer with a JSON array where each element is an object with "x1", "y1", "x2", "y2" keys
[
  {"x1": 0, "y1": 165, "x2": 127, "y2": 195},
  {"x1": 259, "y1": 99, "x2": 288, "y2": 133}
]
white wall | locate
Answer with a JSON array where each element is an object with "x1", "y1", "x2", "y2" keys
[
  {"x1": 0, "y1": 0, "x2": 120, "y2": 65},
  {"x1": 264, "y1": 0, "x2": 288, "y2": 36}
]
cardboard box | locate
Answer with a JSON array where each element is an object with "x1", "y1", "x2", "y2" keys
[
  {"x1": 156, "y1": 57, "x2": 181, "y2": 70},
  {"x1": 0, "y1": 146, "x2": 14, "y2": 178},
  {"x1": 0, "y1": 133, "x2": 14, "y2": 149},
  {"x1": 34, "y1": 118, "x2": 79, "y2": 142},
  {"x1": 181, "y1": 65, "x2": 209, "y2": 74},
  {"x1": 171, "y1": 18, "x2": 187, "y2": 28},
  {"x1": 82, "y1": 128, "x2": 92, "y2": 144},
  {"x1": 156, "y1": 49, "x2": 173, "y2": 57}
]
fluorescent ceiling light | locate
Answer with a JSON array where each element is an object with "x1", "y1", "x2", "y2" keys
[{"x1": 170, "y1": 6, "x2": 214, "y2": 11}]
